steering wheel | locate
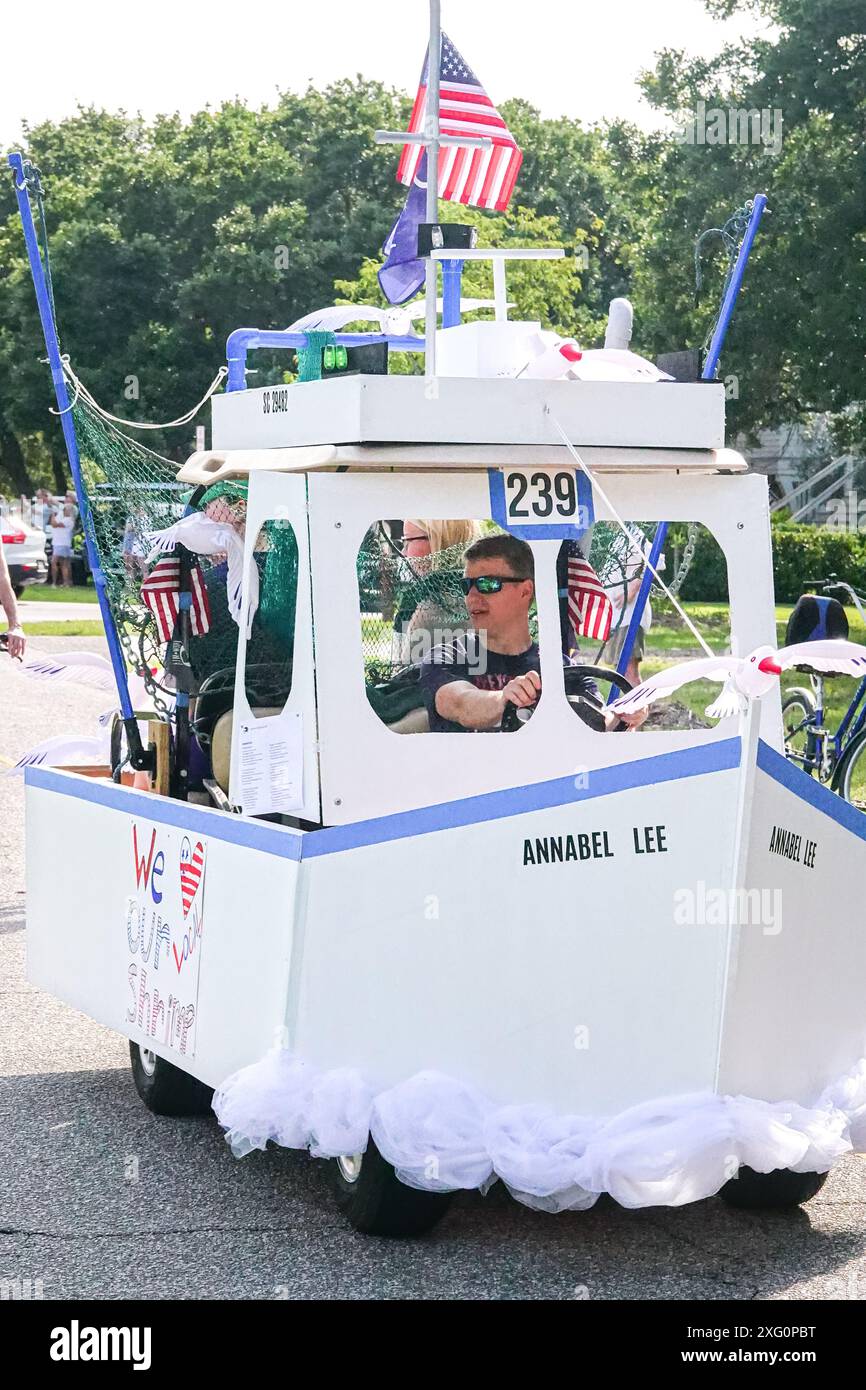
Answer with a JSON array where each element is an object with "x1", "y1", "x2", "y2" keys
[{"x1": 500, "y1": 664, "x2": 635, "y2": 733}]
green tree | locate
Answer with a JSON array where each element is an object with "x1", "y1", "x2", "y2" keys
[
  {"x1": 630, "y1": 0, "x2": 866, "y2": 446},
  {"x1": 0, "y1": 81, "x2": 412, "y2": 483}
]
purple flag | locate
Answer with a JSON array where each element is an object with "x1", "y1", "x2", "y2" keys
[{"x1": 378, "y1": 152, "x2": 427, "y2": 305}]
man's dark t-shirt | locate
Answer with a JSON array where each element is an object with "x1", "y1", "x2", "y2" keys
[{"x1": 419, "y1": 638, "x2": 598, "y2": 733}]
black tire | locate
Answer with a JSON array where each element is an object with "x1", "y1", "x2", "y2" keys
[
  {"x1": 782, "y1": 687, "x2": 818, "y2": 775},
  {"x1": 833, "y1": 726, "x2": 866, "y2": 809},
  {"x1": 129, "y1": 1040, "x2": 215, "y2": 1117},
  {"x1": 332, "y1": 1139, "x2": 452, "y2": 1237},
  {"x1": 13, "y1": 584, "x2": 24, "y2": 598},
  {"x1": 720, "y1": 1165, "x2": 828, "y2": 1210}
]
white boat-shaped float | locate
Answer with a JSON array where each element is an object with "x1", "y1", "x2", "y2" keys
[{"x1": 9, "y1": 9, "x2": 866, "y2": 1236}]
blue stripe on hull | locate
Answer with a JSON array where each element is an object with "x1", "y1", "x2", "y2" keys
[
  {"x1": 304, "y1": 737, "x2": 740, "y2": 856},
  {"x1": 757, "y1": 739, "x2": 866, "y2": 844},
  {"x1": 27, "y1": 735, "x2": 741, "y2": 861}
]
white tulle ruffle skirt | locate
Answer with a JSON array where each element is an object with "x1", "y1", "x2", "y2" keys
[{"x1": 212, "y1": 1049, "x2": 866, "y2": 1212}]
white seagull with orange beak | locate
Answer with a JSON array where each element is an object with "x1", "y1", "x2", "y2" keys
[{"x1": 609, "y1": 640, "x2": 866, "y2": 722}]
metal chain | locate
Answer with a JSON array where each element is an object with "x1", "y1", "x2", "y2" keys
[
  {"x1": 668, "y1": 522, "x2": 699, "y2": 599},
  {"x1": 136, "y1": 625, "x2": 177, "y2": 719},
  {"x1": 115, "y1": 617, "x2": 175, "y2": 719}
]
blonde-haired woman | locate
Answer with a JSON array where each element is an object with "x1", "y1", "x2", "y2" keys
[{"x1": 394, "y1": 517, "x2": 483, "y2": 662}]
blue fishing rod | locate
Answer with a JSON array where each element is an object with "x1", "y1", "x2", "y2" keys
[
  {"x1": 8, "y1": 153, "x2": 154, "y2": 771},
  {"x1": 610, "y1": 193, "x2": 769, "y2": 690}
]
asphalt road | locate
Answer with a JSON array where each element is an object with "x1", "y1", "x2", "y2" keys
[{"x1": 2, "y1": 638, "x2": 866, "y2": 1300}]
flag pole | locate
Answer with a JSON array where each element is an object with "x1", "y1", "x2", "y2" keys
[{"x1": 424, "y1": 1, "x2": 442, "y2": 378}]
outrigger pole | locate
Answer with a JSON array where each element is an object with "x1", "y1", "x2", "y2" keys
[
  {"x1": 8, "y1": 153, "x2": 154, "y2": 772},
  {"x1": 611, "y1": 193, "x2": 768, "y2": 687}
]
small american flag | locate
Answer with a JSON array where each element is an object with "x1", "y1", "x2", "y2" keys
[
  {"x1": 141, "y1": 556, "x2": 211, "y2": 644},
  {"x1": 397, "y1": 32, "x2": 523, "y2": 211},
  {"x1": 567, "y1": 552, "x2": 613, "y2": 643}
]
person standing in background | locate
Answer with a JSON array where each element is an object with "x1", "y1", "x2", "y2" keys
[
  {"x1": 36, "y1": 489, "x2": 54, "y2": 531},
  {"x1": 0, "y1": 541, "x2": 25, "y2": 658},
  {"x1": 49, "y1": 497, "x2": 76, "y2": 587},
  {"x1": 599, "y1": 535, "x2": 662, "y2": 687}
]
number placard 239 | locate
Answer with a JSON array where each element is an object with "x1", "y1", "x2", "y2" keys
[{"x1": 489, "y1": 467, "x2": 593, "y2": 539}]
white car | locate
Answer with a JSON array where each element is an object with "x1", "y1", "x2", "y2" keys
[{"x1": 1, "y1": 515, "x2": 48, "y2": 595}]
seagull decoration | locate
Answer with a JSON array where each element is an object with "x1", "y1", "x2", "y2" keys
[
  {"x1": 20, "y1": 652, "x2": 169, "y2": 723},
  {"x1": 5, "y1": 731, "x2": 112, "y2": 776},
  {"x1": 11, "y1": 655, "x2": 173, "y2": 774},
  {"x1": 21, "y1": 650, "x2": 117, "y2": 692},
  {"x1": 287, "y1": 298, "x2": 504, "y2": 340},
  {"x1": 569, "y1": 347, "x2": 673, "y2": 384},
  {"x1": 609, "y1": 640, "x2": 866, "y2": 722}
]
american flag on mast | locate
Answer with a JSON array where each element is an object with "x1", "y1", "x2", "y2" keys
[
  {"x1": 566, "y1": 551, "x2": 613, "y2": 644},
  {"x1": 397, "y1": 32, "x2": 523, "y2": 211}
]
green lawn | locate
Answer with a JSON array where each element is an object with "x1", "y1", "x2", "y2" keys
[
  {"x1": 23, "y1": 620, "x2": 105, "y2": 636},
  {"x1": 642, "y1": 602, "x2": 866, "y2": 805},
  {"x1": 20, "y1": 584, "x2": 98, "y2": 604},
  {"x1": 648, "y1": 601, "x2": 866, "y2": 653}
]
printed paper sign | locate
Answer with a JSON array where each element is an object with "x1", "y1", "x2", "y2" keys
[{"x1": 238, "y1": 710, "x2": 303, "y2": 816}]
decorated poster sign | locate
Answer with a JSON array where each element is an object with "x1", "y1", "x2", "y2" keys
[{"x1": 125, "y1": 821, "x2": 208, "y2": 1059}]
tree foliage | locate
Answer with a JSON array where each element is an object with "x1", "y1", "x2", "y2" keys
[
  {"x1": 632, "y1": 0, "x2": 866, "y2": 445},
  {"x1": 0, "y1": 1, "x2": 863, "y2": 491}
]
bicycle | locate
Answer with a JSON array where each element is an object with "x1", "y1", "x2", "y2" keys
[{"x1": 781, "y1": 576, "x2": 866, "y2": 808}]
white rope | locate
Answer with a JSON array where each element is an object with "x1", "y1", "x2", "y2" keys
[
  {"x1": 547, "y1": 408, "x2": 715, "y2": 659},
  {"x1": 48, "y1": 370, "x2": 82, "y2": 416},
  {"x1": 53, "y1": 356, "x2": 227, "y2": 430}
]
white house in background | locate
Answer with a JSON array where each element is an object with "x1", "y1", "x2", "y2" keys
[{"x1": 739, "y1": 418, "x2": 861, "y2": 522}]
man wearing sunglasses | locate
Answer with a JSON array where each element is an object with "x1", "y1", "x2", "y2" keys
[{"x1": 420, "y1": 533, "x2": 637, "y2": 733}]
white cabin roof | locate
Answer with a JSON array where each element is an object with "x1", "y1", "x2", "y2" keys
[
  {"x1": 208, "y1": 373, "x2": 727, "y2": 457},
  {"x1": 177, "y1": 441, "x2": 747, "y2": 485}
]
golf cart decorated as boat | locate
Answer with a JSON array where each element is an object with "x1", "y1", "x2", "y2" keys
[{"x1": 10, "y1": 8, "x2": 866, "y2": 1238}]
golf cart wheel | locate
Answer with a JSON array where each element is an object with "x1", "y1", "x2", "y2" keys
[
  {"x1": 129, "y1": 1040, "x2": 214, "y2": 1117},
  {"x1": 720, "y1": 1165, "x2": 828, "y2": 1210},
  {"x1": 332, "y1": 1139, "x2": 452, "y2": 1237}
]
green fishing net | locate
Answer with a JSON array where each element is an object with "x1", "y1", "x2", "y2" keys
[
  {"x1": 357, "y1": 534, "x2": 476, "y2": 687},
  {"x1": 71, "y1": 402, "x2": 298, "y2": 710}
]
